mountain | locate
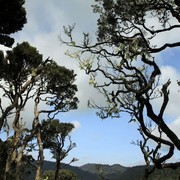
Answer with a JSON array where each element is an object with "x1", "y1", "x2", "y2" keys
[
  {"x1": 41, "y1": 161, "x2": 98, "y2": 180},
  {"x1": 80, "y1": 163, "x2": 127, "y2": 179},
  {"x1": 24, "y1": 161, "x2": 98, "y2": 180},
  {"x1": 23, "y1": 160, "x2": 180, "y2": 180},
  {"x1": 118, "y1": 165, "x2": 146, "y2": 180},
  {"x1": 80, "y1": 164, "x2": 180, "y2": 180}
]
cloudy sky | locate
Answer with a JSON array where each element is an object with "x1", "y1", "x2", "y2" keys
[{"x1": 5, "y1": 0, "x2": 180, "y2": 166}]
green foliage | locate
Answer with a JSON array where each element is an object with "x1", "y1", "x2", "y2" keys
[
  {"x1": 41, "y1": 169, "x2": 77, "y2": 180},
  {"x1": 59, "y1": 169, "x2": 77, "y2": 180},
  {"x1": 0, "y1": 0, "x2": 27, "y2": 47},
  {"x1": 0, "y1": 42, "x2": 43, "y2": 83},
  {"x1": 41, "y1": 119, "x2": 76, "y2": 160},
  {"x1": 41, "y1": 170, "x2": 56, "y2": 180},
  {"x1": 41, "y1": 62, "x2": 78, "y2": 112},
  {"x1": 0, "y1": 42, "x2": 78, "y2": 179},
  {"x1": 41, "y1": 119, "x2": 74, "y2": 141},
  {"x1": 0, "y1": 138, "x2": 35, "y2": 179},
  {"x1": 93, "y1": 0, "x2": 177, "y2": 42},
  {"x1": 41, "y1": 119, "x2": 76, "y2": 180}
]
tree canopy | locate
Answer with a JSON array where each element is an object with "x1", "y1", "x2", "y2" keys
[
  {"x1": 62, "y1": 0, "x2": 180, "y2": 178},
  {"x1": 0, "y1": 42, "x2": 78, "y2": 180},
  {"x1": 0, "y1": 1, "x2": 79, "y2": 179},
  {"x1": 41, "y1": 119, "x2": 76, "y2": 180},
  {"x1": 0, "y1": 0, "x2": 27, "y2": 47}
]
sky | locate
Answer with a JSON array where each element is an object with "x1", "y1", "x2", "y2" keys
[{"x1": 2, "y1": 0, "x2": 180, "y2": 167}]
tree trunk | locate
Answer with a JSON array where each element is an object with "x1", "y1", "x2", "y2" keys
[
  {"x1": 4, "y1": 157, "x2": 11, "y2": 180},
  {"x1": 4, "y1": 123, "x2": 21, "y2": 179},
  {"x1": 4, "y1": 143, "x2": 18, "y2": 180},
  {"x1": 35, "y1": 126, "x2": 44, "y2": 180},
  {"x1": 34, "y1": 96, "x2": 44, "y2": 180},
  {"x1": 15, "y1": 132, "x2": 34, "y2": 180},
  {"x1": 15, "y1": 145, "x2": 26, "y2": 180},
  {"x1": 55, "y1": 157, "x2": 60, "y2": 180}
]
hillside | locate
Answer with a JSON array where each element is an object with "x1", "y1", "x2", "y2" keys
[
  {"x1": 23, "y1": 160, "x2": 180, "y2": 179},
  {"x1": 23, "y1": 161, "x2": 98, "y2": 180},
  {"x1": 41, "y1": 161, "x2": 98, "y2": 180},
  {"x1": 80, "y1": 164, "x2": 180, "y2": 180},
  {"x1": 80, "y1": 163, "x2": 127, "y2": 179}
]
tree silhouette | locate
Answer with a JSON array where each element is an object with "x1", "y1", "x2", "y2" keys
[
  {"x1": 41, "y1": 119, "x2": 76, "y2": 180},
  {"x1": 0, "y1": 42, "x2": 78, "y2": 180},
  {"x1": 62, "y1": 0, "x2": 180, "y2": 178},
  {"x1": 0, "y1": 0, "x2": 26, "y2": 47}
]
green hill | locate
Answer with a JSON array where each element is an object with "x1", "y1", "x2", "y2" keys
[
  {"x1": 80, "y1": 163, "x2": 126, "y2": 179},
  {"x1": 23, "y1": 160, "x2": 180, "y2": 179}
]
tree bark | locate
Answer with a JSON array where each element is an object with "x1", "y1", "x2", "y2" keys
[
  {"x1": 35, "y1": 127, "x2": 44, "y2": 180},
  {"x1": 34, "y1": 96, "x2": 44, "y2": 180},
  {"x1": 55, "y1": 157, "x2": 60, "y2": 180}
]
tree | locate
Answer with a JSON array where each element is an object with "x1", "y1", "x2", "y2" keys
[
  {"x1": 0, "y1": 0, "x2": 27, "y2": 47},
  {"x1": 41, "y1": 169, "x2": 77, "y2": 180},
  {"x1": 62, "y1": 0, "x2": 180, "y2": 178},
  {"x1": 41, "y1": 119, "x2": 76, "y2": 180},
  {"x1": 58, "y1": 169, "x2": 77, "y2": 180},
  {"x1": 0, "y1": 139, "x2": 8, "y2": 179},
  {"x1": 0, "y1": 42, "x2": 78, "y2": 180},
  {"x1": 0, "y1": 137, "x2": 35, "y2": 179},
  {"x1": 41, "y1": 170, "x2": 55, "y2": 180}
]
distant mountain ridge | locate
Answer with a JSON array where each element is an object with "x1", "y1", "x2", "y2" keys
[
  {"x1": 24, "y1": 160, "x2": 180, "y2": 179},
  {"x1": 80, "y1": 163, "x2": 127, "y2": 179},
  {"x1": 79, "y1": 163, "x2": 180, "y2": 180}
]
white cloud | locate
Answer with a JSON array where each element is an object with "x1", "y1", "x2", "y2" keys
[
  {"x1": 143, "y1": 11, "x2": 180, "y2": 49},
  {"x1": 11, "y1": 0, "x2": 100, "y2": 113},
  {"x1": 71, "y1": 121, "x2": 81, "y2": 131},
  {"x1": 168, "y1": 117, "x2": 180, "y2": 139},
  {"x1": 150, "y1": 116, "x2": 180, "y2": 159},
  {"x1": 154, "y1": 116, "x2": 180, "y2": 140},
  {"x1": 0, "y1": 0, "x2": 100, "y2": 139},
  {"x1": 152, "y1": 65, "x2": 180, "y2": 117},
  {"x1": 160, "y1": 66, "x2": 179, "y2": 83},
  {"x1": 141, "y1": 65, "x2": 180, "y2": 159}
]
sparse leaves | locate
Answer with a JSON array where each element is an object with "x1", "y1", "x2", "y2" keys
[{"x1": 62, "y1": 0, "x2": 180, "y2": 177}]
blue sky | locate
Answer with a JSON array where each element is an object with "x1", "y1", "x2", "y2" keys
[{"x1": 2, "y1": 0, "x2": 180, "y2": 167}]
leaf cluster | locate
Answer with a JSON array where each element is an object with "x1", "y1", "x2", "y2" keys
[
  {"x1": 41, "y1": 119, "x2": 75, "y2": 149},
  {"x1": 0, "y1": 0, "x2": 27, "y2": 47},
  {"x1": 41, "y1": 62, "x2": 78, "y2": 112},
  {"x1": 0, "y1": 42, "x2": 42, "y2": 84},
  {"x1": 41, "y1": 169, "x2": 77, "y2": 180},
  {"x1": 41, "y1": 119, "x2": 76, "y2": 160}
]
